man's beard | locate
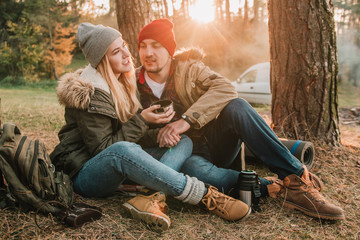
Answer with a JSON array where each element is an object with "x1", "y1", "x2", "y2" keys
[
  {"x1": 143, "y1": 56, "x2": 170, "y2": 74},
  {"x1": 144, "y1": 65, "x2": 162, "y2": 73}
]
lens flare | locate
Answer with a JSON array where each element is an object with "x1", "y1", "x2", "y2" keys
[{"x1": 189, "y1": 0, "x2": 215, "y2": 23}]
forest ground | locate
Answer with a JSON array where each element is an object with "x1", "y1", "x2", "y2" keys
[{"x1": 0, "y1": 84, "x2": 359, "y2": 239}]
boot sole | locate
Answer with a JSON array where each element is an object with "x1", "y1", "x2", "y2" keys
[
  {"x1": 214, "y1": 206, "x2": 251, "y2": 221},
  {"x1": 237, "y1": 207, "x2": 252, "y2": 221},
  {"x1": 123, "y1": 202, "x2": 170, "y2": 232},
  {"x1": 284, "y1": 201, "x2": 345, "y2": 220}
]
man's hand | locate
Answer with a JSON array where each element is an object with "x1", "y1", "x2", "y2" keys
[
  {"x1": 141, "y1": 105, "x2": 175, "y2": 124},
  {"x1": 157, "y1": 119, "x2": 191, "y2": 147}
]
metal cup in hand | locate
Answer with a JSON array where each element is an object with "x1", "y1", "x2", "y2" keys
[{"x1": 150, "y1": 100, "x2": 174, "y2": 114}]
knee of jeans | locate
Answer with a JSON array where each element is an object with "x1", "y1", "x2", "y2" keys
[
  {"x1": 218, "y1": 98, "x2": 245, "y2": 122},
  {"x1": 220, "y1": 98, "x2": 255, "y2": 123},
  {"x1": 225, "y1": 98, "x2": 251, "y2": 112},
  {"x1": 181, "y1": 155, "x2": 209, "y2": 173},
  {"x1": 179, "y1": 134, "x2": 193, "y2": 147}
]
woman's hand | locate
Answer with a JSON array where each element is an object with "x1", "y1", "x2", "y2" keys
[{"x1": 141, "y1": 105, "x2": 175, "y2": 124}]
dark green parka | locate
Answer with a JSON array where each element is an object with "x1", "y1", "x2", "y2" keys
[{"x1": 50, "y1": 65, "x2": 158, "y2": 178}]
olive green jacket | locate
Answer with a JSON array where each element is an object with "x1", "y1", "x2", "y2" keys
[
  {"x1": 50, "y1": 65, "x2": 158, "y2": 178},
  {"x1": 170, "y1": 48, "x2": 238, "y2": 129}
]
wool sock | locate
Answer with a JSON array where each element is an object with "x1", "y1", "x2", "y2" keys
[{"x1": 174, "y1": 175, "x2": 207, "y2": 205}]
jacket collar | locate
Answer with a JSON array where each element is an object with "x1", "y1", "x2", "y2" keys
[
  {"x1": 173, "y1": 47, "x2": 205, "y2": 62},
  {"x1": 57, "y1": 65, "x2": 110, "y2": 110},
  {"x1": 80, "y1": 65, "x2": 110, "y2": 94}
]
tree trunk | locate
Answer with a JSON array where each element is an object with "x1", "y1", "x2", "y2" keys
[
  {"x1": 107, "y1": 0, "x2": 115, "y2": 16},
  {"x1": 244, "y1": 0, "x2": 249, "y2": 25},
  {"x1": 268, "y1": 0, "x2": 340, "y2": 146},
  {"x1": 253, "y1": 0, "x2": 259, "y2": 22},
  {"x1": 171, "y1": 0, "x2": 177, "y2": 19},
  {"x1": 115, "y1": 0, "x2": 153, "y2": 66},
  {"x1": 163, "y1": 0, "x2": 169, "y2": 18},
  {"x1": 225, "y1": 0, "x2": 231, "y2": 24}
]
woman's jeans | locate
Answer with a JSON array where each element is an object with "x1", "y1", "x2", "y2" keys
[
  {"x1": 181, "y1": 98, "x2": 304, "y2": 195},
  {"x1": 143, "y1": 135, "x2": 192, "y2": 171},
  {"x1": 73, "y1": 136, "x2": 192, "y2": 198}
]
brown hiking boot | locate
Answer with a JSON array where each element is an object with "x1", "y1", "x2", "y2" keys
[
  {"x1": 201, "y1": 186, "x2": 251, "y2": 221},
  {"x1": 265, "y1": 171, "x2": 323, "y2": 198},
  {"x1": 282, "y1": 166, "x2": 345, "y2": 220},
  {"x1": 123, "y1": 191, "x2": 170, "y2": 232}
]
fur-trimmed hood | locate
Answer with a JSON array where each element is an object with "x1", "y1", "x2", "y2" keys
[
  {"x1": 173, "y1": 48, "x2": 205, "y2": 62},
  {"x1": 57, "y1": 65, "x2": 110, "y2": 110}
]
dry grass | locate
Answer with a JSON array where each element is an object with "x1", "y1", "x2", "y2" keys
[{"x1": 0, "y1": 87, "x2": 359, "y2": 240}]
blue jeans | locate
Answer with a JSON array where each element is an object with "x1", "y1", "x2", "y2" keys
[
  {"x1": 181, "y1": 98, "x2": 304, "y2": 196},
  {"x1": 143, "y1": 135, "x2": 192, "y2": 171},
  {"x1": 73, "y1": 138, "x2": 192, "y2": 198}
]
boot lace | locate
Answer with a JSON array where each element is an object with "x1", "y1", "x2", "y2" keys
[
  {"x1": 301, "y1": 178, "x2": 326, "y2": 203},
  {"x1": 202, "y1": 186, "x2": 230, "y2": 211},
  {"x1": 150, "y1": 192, "x2": 168, "y2": 213}
]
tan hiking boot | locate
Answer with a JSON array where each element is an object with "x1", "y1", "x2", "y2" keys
[
  {"x1": 123, "y1": 191, "x2": 170, "y2": 232},
  {"x1": 282, "y1": 166, "x2": 345, "y2": 220},
  {"x1": 201, "y1": 186, "x2": 251, "y2": 221}
]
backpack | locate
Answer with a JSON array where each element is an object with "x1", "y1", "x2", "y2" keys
[{"x1": 0, "y1": 122, "x2": 74, "y2": 214}]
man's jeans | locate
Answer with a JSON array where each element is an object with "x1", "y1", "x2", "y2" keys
[
  {"x1": 73, "y1": 136, "x2": 192, "y2": 198},
  {"x1": 181, "y1": 98, "x2": 304, "y2": 195}
]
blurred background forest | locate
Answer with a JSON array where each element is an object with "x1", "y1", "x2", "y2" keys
[{"x1": 0, "y1": 0, "x2": 359, "y2": 85}]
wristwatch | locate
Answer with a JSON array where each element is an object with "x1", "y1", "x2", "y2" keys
[{"x1": 181, "y1": 115, "x2": 194, "y2": 127}]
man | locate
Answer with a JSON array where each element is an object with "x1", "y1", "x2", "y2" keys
[{"x1": 136, "y1": 18, "x2": 345, "y2": 220}]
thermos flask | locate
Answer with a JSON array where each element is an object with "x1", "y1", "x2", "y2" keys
[{"x1": 237, "y1": 170, "x2": 259, "y2": 207}]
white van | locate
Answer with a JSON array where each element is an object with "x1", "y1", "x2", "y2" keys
[{"x1": 231, "y1": 62, "x2": 271, "y2": 105}]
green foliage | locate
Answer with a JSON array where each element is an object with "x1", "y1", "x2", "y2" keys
[
  {"x1": 65, "y1": 53, "x2": 88, "y2": 73},
  {"x1": 0, "y1": 77, "x2": 57, "y2": 89},
  {"x1": 0, "y1": 0, "x2": 24, "y2": 37},
  {"x1": 0, "y1": 18, "x2": 45, "y2": 82},
  {"x1": 0, "y1": 0, "x2": 78, "y2": 84}
]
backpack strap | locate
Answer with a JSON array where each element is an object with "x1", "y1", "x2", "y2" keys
[
  {"x1": 0, "y1": 154, "x2": 17, "y2": 210},
  {"x1": 27, "y1": 140, "x2": 39, "y2": 183},
  {"x1": 13, "y1": 136, "x2": 27, "y2": 174}
]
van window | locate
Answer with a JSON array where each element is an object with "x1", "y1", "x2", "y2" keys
[{"x1": 241, "y1": 70, "x2": 257, "y2": 83}]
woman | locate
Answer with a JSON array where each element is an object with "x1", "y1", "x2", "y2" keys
[{"x1": 50, "y1": 23, "x2": 250, "y2": 233}]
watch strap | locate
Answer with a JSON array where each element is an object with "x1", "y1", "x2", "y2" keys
[{"x1": 182, "y1": 115, "x2": 193, "y2": 127}]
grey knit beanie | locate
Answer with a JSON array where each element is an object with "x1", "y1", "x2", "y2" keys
[{"x1": 77, "y1": 22, "x2": 122, "y2": 68}]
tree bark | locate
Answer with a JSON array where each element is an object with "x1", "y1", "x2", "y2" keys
[
  {"x1": 253, "y1": 0, "x2": 259, "y2": 22},
  {"x1": 225, "y1": 0, "x2": 231, "y2": 24},
  {"x1": 244, "y1": 0, "x2": 249, "y2": 25},
  {"x1": 115, "y1": 0, "x2": 153, "y2": 66},
  {"x1": 268, "y1": 0, "x2": 340, "y2": 146},
  {"x1": 163, "y1": 0, "x2": 169, "y2": 18}
]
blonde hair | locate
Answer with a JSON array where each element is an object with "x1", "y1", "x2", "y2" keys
[{"x1": 97, "y1": 55, "x2": 141, "y2": 123}]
